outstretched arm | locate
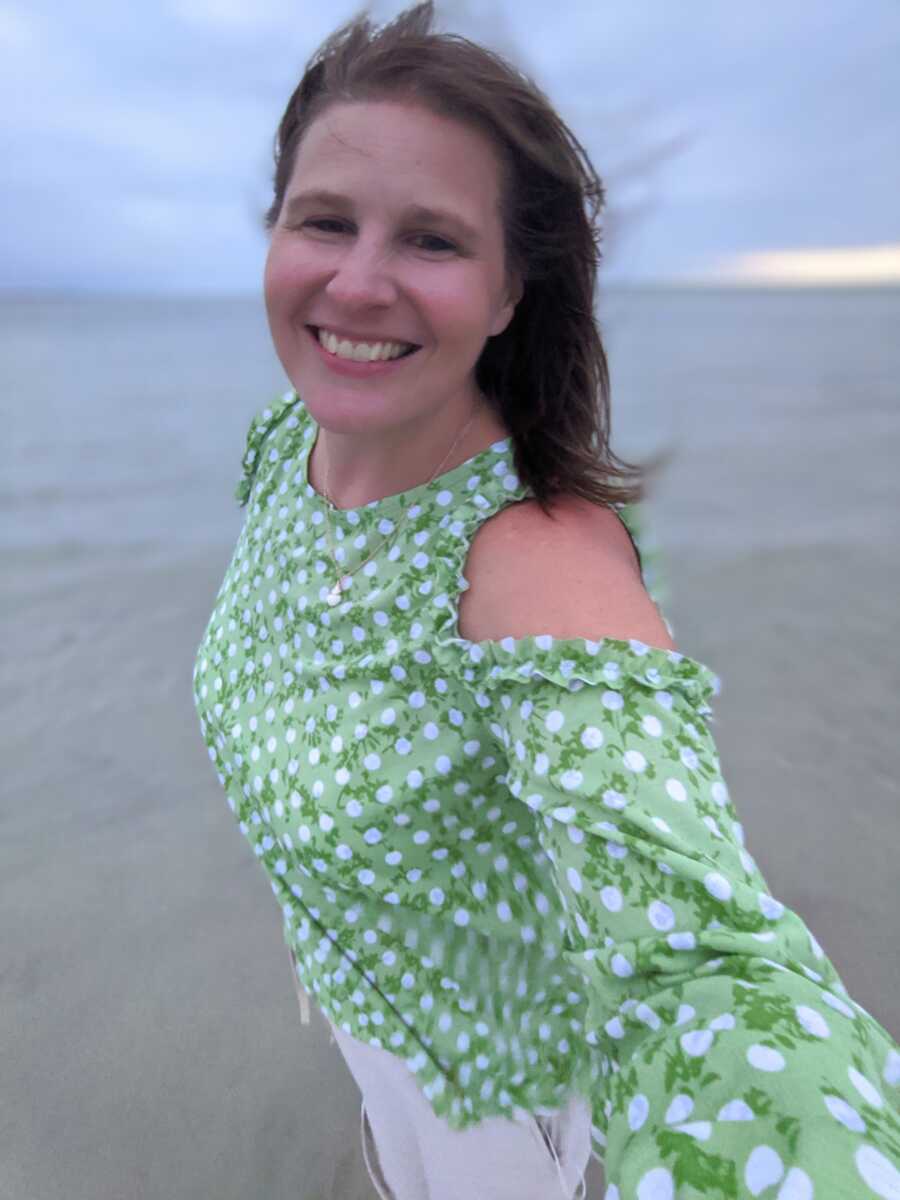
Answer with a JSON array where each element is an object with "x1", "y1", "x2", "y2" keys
[{"x1": 459, "y1": 499, "x2": 900, "y2": 1198}]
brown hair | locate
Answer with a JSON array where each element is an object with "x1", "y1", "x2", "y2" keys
[{"x1": 266, "y1": 2, "x2": 651, "y2": 513}]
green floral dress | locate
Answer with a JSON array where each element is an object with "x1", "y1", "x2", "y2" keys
[{"x1": 193, "y1": 392, "x2": 899, "y2": 1198}]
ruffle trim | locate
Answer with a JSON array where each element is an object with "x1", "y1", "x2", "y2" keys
[
  {"x1": 234, "y1": 390, "x2": 303, "y2": 507},
  {"x1": 433, "y1": 626, "x2": 720, "y2": 711}
]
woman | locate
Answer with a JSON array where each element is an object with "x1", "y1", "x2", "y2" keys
[{"x1": 192, "y1": 5, "x2": 900, "y2": 1197}]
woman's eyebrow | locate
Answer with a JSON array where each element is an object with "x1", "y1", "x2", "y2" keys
[
  {"x1": 402, "y1": 205, "x2": 480, "y2": 244},
  {"x1": 282, "y1": 191, "x2": 480, "y2": 243},
  {"x1": 283, "y1": 190, "x2": 352, "y2": 221}
]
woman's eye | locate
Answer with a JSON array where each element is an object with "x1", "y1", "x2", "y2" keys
[
  {"x1": 411, "y1": 233, "x2": 457, "y2": 254},
  {"x1": 293, "y1": 222, "x2": 455, "y2": 253}
]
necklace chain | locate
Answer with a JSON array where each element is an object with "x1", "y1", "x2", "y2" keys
[{"x1": 319, "y1": 408, "x2": 478, "y2": 606}]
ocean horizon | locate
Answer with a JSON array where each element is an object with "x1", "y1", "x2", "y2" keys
[{"x1": 4, "y1": 285, "x2": 898, "y2": 565}]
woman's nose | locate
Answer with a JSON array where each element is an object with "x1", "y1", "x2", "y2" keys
[{"x1": 324, "y1": 240, "x2": 398, "y2": 308}]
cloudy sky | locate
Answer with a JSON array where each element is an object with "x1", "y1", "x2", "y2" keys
[{"x1": 3, "y1": 0, "x2": 899, "y2": 292}]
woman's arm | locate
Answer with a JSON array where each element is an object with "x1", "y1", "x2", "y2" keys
[{"x1": 458, "y1": 499, "x2": 900, "y2": 1199}]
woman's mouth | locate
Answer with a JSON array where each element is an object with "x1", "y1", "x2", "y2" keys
[{"x1": 307, "y1": 325, "x2": 420, "y2": 363}]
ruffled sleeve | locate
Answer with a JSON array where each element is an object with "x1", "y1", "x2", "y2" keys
[
  {"x1": 458, "y1": 634, "x2": 900, "y2": 1198},
  {"x1": 234, "y1": 390, "x2": 303, "y2": 507}
]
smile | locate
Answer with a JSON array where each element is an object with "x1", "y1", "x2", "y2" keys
[{"x1": 309, "y1": 325, "x2": 420, "y2": 363}]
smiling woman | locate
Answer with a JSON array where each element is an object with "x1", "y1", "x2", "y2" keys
[{"x1": 192, "y1": 4, "x2": 900, "y2": 1199}]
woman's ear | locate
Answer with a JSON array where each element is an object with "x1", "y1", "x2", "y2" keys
[{"x1": 489, "y1": 273, "x2": 524, "y2": 337}]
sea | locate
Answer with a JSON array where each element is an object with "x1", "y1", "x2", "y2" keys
[
  {"x1": 3, "y1": 286, "x2": 899, "y2": 567},
  {"x1": 4, "y1": 286, "x2": 898, "y2": 1200}
]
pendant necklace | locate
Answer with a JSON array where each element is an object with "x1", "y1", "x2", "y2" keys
[{"x1": 320, "y1": 407, "x2": 478, "y2": 607}]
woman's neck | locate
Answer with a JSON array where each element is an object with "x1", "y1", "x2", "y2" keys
[{"x1": 307, "y1": 399, "x2": 509, "y2": 510}]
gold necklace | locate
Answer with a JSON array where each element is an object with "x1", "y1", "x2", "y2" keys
[{"x1": 319, "y1": 408, "x2": 478, "y2": 607}]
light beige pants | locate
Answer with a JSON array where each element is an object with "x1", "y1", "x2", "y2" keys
[{"x1": 289, "y1": 946, "x2": 593, "y2": 1200}]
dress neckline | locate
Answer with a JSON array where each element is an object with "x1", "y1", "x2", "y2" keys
[{"x1": 299, "y1": 406, "x2": 516, "y2": 522}]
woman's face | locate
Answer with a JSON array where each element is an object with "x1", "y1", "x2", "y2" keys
[{"x1": 263, "y1": 98, "x2": 520, "y2": 436}]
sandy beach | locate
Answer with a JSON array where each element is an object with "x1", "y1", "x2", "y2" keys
[{"x1": 4, "y1": 290, "x2": 898, "y2": 1199}]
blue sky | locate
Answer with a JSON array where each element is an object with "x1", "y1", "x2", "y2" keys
[{"x1": 3, "y1": 0, "x2": 899, "y2": 292}]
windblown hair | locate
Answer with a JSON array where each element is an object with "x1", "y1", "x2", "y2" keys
[{"x1": 266, "y1": 2, "x2": 651, "y2": 512}]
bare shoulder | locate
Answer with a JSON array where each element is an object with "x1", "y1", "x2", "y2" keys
[{"x1": 457, "y1": 495, "x2": 676, "y2": 650}]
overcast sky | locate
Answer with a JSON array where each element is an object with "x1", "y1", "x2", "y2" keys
[{"x1": 3, "y1": 0, "x2": 899, "y2": 292}]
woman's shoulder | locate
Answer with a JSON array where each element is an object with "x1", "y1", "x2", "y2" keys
[
  {"x1": 235, "y1": 391, "x2": 307, "y2": 506},
  {"x1": 457, "y1": 494, "x2": 676, "y2": 650}
]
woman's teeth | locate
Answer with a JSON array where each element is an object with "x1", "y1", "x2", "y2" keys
[{"x1": 316, "y1": 328, "x2": 414, "y2": 362}]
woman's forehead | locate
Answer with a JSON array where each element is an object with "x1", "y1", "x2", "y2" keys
[{"x1": 293, "y1": 99, "x2": 505, "y2": 208}]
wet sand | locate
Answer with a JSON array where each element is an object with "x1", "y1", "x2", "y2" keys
[{"x1": 4, "y1": 529, "x2": 898, "y2": 1199}]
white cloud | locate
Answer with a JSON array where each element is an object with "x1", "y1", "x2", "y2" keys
[{"x1": 715, "y1": 243, "x2": 900, "y2": 287}]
